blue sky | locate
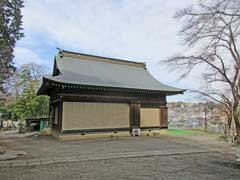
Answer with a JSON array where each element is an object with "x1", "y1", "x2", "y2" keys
[{"x1": 14, "y1": 0, "x2": 199, "y2": 101}]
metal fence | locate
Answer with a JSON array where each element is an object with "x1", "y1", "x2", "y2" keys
[{"x1": 169, "y1": 119, "x2": 227, "y2": 135}]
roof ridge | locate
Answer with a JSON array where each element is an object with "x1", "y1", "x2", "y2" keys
[{"x1": 58, "y1": 49, "x2": 146, "y2": 69}]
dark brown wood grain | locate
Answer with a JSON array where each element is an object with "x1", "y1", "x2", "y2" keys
[
  {"x1": 130, "y1": 103, "x2": 141, "y2": 129},
  {"x1": 160, "y1": 106, "x2": 168, "y2": 128}
]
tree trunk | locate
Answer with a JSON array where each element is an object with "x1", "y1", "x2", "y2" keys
[
  {"x1": 233, "y1": 106, "x2": 240, "y2": 143},
  {"x1": 227, "y1": 113, "x2": 232, "y2": 129},
  {"x1": 225, "y1": 113, "x2": 232, "y2": 137}
]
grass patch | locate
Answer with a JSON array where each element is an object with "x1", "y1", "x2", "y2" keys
[{"x1": 166, "y1": 128, "x2": 203, "y2": 136}]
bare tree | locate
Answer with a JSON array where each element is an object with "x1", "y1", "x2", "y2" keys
[
  {"x1": 165, "y1": 0, "x2": 240, "y2": 141},
  {"x1": 5, "y1": 63, "x2": 49, "y2": 97},
  {"x1": 22, "y1": 63, "x2": 49, "y2": 81}
]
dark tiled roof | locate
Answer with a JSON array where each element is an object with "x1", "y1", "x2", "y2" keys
[{"x1": 40, "y1": 50, "x2": 184, "y2": 94}]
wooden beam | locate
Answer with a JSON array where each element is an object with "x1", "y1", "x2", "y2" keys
[
  {"x1": 61, "y1": 127, "x2": 130, "y2": 134},
  {"x1": 50, "y1": 99, "x2": 61, "y2": 104},
  {"x1": 60, "y1": 94, "x2": 166, "y2": 106}
]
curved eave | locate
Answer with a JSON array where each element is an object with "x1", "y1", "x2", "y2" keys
[{"x1": 38, "y1": 77, "x2": 185, "y2": 96}]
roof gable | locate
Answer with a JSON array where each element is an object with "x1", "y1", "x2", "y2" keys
[
  {"x1": 52, "y1": 57, "x2": 61, "y2": 76},
  {"x1": 59, "y1": 49, "x2": 146, "y2": 68}
]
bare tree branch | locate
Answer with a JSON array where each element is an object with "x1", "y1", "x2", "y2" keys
[{"x1": 164, "y1": 0, "x2": 240, "y2": 139}]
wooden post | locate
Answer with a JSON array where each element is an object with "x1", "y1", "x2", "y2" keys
[
  {"x1": 130, "y1": 103, "x2": 140, "y2": 129},
  {"x1": 58, "y1": 100, "x2": 63, "y2": 133},
  {"x1": 160, "y1": 106, "x2": 168, "y2": 128}
]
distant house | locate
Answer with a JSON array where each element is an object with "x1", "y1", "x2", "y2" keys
[
  {"x1": 38, "y1": 50, "x2": 184, "y2": 140},
  {"x1": 0, "y1": 93, "x2": 6, "y2": 103}
]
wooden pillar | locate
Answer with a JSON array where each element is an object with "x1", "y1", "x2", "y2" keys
[
  {"x1": 130, "y1": 103, "x2": 140, "y2": 129},
  {"x1": 58, "y1": 100, "x2": 63, "y2": 133},
  {"x1": 160, "y1": 106, "x2": 168, "y2": 128}
]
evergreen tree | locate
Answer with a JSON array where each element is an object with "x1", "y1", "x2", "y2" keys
[
  {"x1": 0, "y1": 0, "x2": 24, "y2": 92},
  {"x1": 10, "y1": 64, "x2": 49, "y2": 123}
]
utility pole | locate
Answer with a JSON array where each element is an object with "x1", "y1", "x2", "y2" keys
[{"x1": 204, "y1": 102, "x2": 208, "y2": 132}]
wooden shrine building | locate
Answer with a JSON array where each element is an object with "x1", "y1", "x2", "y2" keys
[{"x1": 38, "y1": 50, "x2": 184, "y2": 140}]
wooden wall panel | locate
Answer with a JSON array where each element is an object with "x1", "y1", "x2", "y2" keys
[
  {"x1": 140, "y1": 108, "x2": 160, "y2": 127},
  {"x1": 62, "y1": 102, "x2": 130, "y2": 130}
]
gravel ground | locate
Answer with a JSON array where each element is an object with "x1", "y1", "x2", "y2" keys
[
  {"x1": 0, "y1": 133, "x2": 235, "y2": 160},
  {"x1": 0, "y1": 132, "x2": 239, "y2": 180},
  {"x1": 1, "y1": 152, "x2": 240, "y2": 180}
]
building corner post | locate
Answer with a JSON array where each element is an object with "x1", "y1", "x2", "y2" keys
[
  {"x1": 160, "y1": 106, "x2": 168, "y2": 129},
  {"x1": 58, "y1": 98, "x2": 63, "y2": 133}
]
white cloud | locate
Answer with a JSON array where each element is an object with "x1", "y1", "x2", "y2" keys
[
  {"x1": 14, "y1": 47, "x2": 50, "y2": 67},
  {"x1": 15, "y1": 0, "x2": 200, "y2": 101},
  {"x1": 22, "y1": 0, "x2": 190, "y2": 60}
]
